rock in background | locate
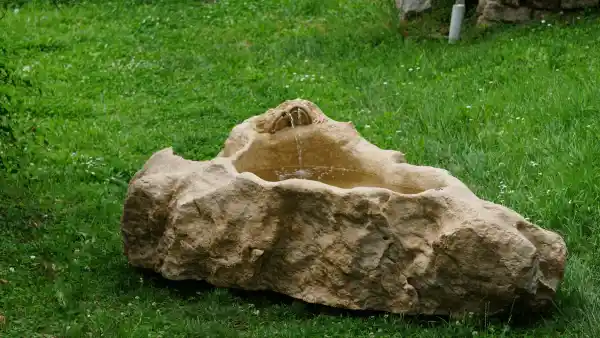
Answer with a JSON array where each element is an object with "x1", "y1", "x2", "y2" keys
[
  {"x1": 477, "y1": 0, "x2": 598, "y2": 24},
  {"x1": 394, "y1": 0, "x2": 598, "y2": 25},
  {"x1": 396, "y1": 0, "x2": 433, "y2": 19}
]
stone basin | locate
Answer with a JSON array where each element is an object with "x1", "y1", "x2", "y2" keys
[{"x1": 121, "y1": 99, "x2": 567, "y2": 317}]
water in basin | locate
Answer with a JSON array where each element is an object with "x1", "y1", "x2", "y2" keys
[{"x1": 248, "y1": 166, "x2": 389, "y2": 190}]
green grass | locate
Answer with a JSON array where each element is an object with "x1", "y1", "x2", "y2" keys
[{"x1": 1, "y1": 0, "x2": 600, "y2": 336}]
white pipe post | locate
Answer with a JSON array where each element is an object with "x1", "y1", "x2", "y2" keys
[{"x1": 448, "y1": 0, "x2": 466, "y2": 44}]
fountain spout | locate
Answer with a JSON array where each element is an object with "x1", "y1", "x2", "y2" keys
[{"x1": 253, "y1": 99, "x2": 329, "y2": 134}]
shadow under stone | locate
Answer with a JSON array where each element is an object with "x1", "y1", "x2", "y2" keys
[
  {"x1": 128, "y1": 266, "x2": 563, "y2": 330},
  {"x1": 132, "y1": 267, "x2": 217, "y2": 299}
]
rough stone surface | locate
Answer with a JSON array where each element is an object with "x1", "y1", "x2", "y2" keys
[
  {"x1": 530, "y1": 0, "x2": 560, "y2": 10},
  {"x1": 560, "y1": 0, "x2": 599, "y2": 8},
  {"x1": 395, "y1": 0, "x2": 597, "y2": 26},
  {"x1": 477, "y1": 0, "x2": 533, "y2": 24},
  {"x1": 477, "y1": 0, "x2": 598, "y2": 23},
  {"x1": 121, "y1": 99, "x2": 567, "y2": 317},
  {"x1": 395, "y1": 0, "x2": 432, "y2": 19}
]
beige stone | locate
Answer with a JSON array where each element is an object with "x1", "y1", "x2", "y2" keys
[
  {"x1": 477, "y1": 0, "x2": 532, "y2": 23},
  {"x1": 121, "y1": 99, "x2": 567, "y2": 316},
  {"x1": 530, "y1": 0, "x2": 560, "y2": 10},
  {"x1": 395, "y1": 0, "x2": 432, "y2": 19},
  {"x1": 532, "y1": 9, "x2": 554, "y2": 19},
  {"x1": 501, "y1": 0, "x2": 521, "y2": 8},
  {"x1": 477, "y1": 0, "x2": 596, "y2": 23},
  {"x1": 560, "y1": 0, "x2": 599, "y2": 8}
]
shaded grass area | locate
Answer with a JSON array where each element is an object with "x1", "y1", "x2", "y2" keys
[{"x1": 1, "y1": 0, "x2": 600, "y2": 336}]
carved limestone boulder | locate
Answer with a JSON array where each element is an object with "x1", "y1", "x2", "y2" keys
[{"x1": 121, "y1": 99, "x2": 567, "y2": 316}]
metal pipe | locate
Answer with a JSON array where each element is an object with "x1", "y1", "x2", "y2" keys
[{"x1": 449, "y1": 0, "x2": 466, "y2": 44}]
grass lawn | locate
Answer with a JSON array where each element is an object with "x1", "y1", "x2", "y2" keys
[{"x1": 1, "y1": 0, "x2": 600, "y2": 336}]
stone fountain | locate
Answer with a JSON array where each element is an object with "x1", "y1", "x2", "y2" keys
[{"x1": 121, "y1": 99, "x2": 567, "y2": 317}]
